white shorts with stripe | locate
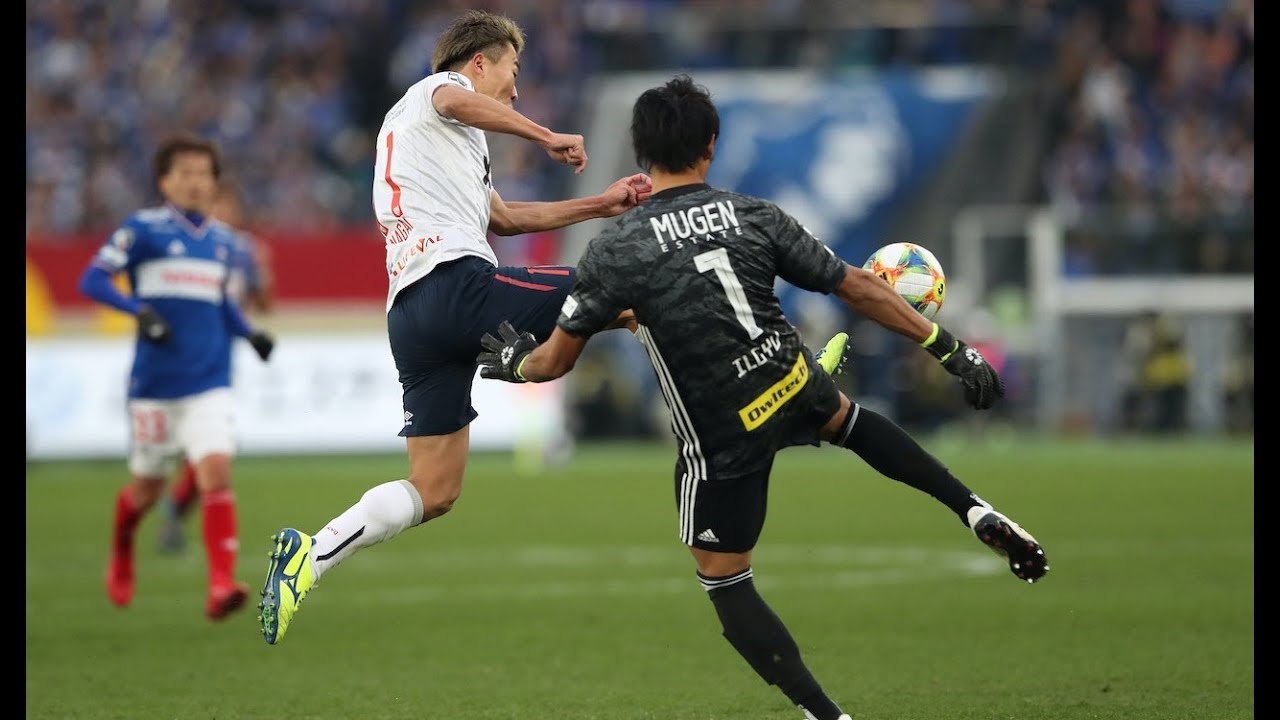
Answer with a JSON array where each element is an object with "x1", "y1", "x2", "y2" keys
[{"x1": 126, "y1": 387, "x2": 236, "y2": 477}]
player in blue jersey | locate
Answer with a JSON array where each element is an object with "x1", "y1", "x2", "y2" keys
[
  {"x1": 78, "y1": 133, "x2": 276, "y2": 621},
  {"x1": 156, "y1": 179, "x2": 274, "y2": 554}
]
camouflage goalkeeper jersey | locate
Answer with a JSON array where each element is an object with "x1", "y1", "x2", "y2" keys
[{"x1": 557, "y1": 183, "x2": 848, "y2": 478}]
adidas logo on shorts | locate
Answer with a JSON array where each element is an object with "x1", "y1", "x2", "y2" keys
[{"x1": 696, "y1": 529, "x2": 720, "y2": 543}]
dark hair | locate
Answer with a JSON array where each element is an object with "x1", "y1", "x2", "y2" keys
[
  {"x1": 152, "y1": 132, "x2": 222, "y2": 183},
  {"x1": 631, "y1": 74, "x2": 719, "y2": 173},
  {"x1": 431, "y1": 10, "x2": 525, "y2": 74}
]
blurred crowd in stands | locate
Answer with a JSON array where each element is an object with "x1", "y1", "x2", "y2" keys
[
  {"x1": 26, "y1": 0, "x2": 1251, "y2": 437},
  {"x1": 28, "y1": 0, "x2": 1251, "y2": 249},
  {"x1": 26, "y1": 0, "x2": 593, "y2": 239},
  {"x1": 1042, "y1": 0, "x2": 1253, "y2": 275}
]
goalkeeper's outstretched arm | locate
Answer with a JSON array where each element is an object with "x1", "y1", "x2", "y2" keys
[
  {"x1": 832, "y1": 264, "x2": 936, "y2": 342},
  {"x1": 832, "y1": 263, "x2": 1004, "y2": 410},
  {"x1": 477, "y1": 310, "x2": 634, "y2": 384},
  {"x1": 476, "y1": 320, "x2": 590, "y2": 384},
  {"x1": 509, "y1": 327, "x2": 587, "y2": 383}
]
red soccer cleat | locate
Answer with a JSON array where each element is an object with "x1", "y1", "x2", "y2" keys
[
  {"x1": 206, "y1": 581, "x2": 250, "y2": 621},
  {"x1": 105, "y1": 549, "x2": 135, "y2": 608}
]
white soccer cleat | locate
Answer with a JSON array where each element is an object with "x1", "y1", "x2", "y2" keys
[{"x1": 967, "y1": 506, "x2": 1049, "y2": 583}]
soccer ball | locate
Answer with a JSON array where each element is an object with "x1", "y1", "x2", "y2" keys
[{"x1": 862, "y1": 242, "x2": 946, "y2": 319}]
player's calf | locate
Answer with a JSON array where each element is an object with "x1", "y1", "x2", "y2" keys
[
  {"x1": 699, "y1": 569, "x2": 847, "y2": 720},
  {"x1": 830, "y1": 403, "x2": 982, "y2": 526}
]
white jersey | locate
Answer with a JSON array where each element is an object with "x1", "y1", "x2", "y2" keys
[{"x1": 373, "y1": 71, "x2": 499, "y2": 311}]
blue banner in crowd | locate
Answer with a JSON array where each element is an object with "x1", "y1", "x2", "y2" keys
[{"x1": 706, "y1": 68, "x2": 993, "y2": 317}]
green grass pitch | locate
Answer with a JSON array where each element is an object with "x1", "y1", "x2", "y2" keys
[{"x1": 26, "y1": 435, "x2": 1253, "y2": 719}]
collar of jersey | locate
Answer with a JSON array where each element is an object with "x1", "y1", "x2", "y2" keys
[
  {"x1": 166, "y1": 203, "x2": 208, "y2": 229},
  {"x1": 650, "y1": 183, "x2": 710, "y2": 201}
]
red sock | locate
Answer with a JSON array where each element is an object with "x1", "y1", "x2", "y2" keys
[
  {"x1": 172, "y1": 462, "x2": 199, "y2": 514},
  {"x1": 113, "y1": 485, "x2": 142, "y2": 554},
  {"x1": 201, "y1": 488, "x2": 239, "y2": 588}
]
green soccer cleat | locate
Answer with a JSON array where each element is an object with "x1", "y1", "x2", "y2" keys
[
  {"x1": 815, "y1": 332, "x2": 850, "y2": 376},
  {"x1": 257, "y1": 528, "x2": 316, "y2": 645}
]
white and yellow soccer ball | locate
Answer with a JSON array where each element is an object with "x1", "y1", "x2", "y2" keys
[{"x1": 862, "y1": 242, "x2": 947, "y2": 320}]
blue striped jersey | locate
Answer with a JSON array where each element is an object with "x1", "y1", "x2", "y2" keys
[{"x1": 87, "y1": 205, "x2": 246, "y2": 400}]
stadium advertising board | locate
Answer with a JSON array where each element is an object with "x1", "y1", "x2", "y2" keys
[{"x1": 26, "y1": 334, "x2": 565, "y2": 459}]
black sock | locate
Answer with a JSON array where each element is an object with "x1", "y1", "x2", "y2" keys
[
  {"x1": 832, "y1": 404, "x2": 984, "y2": 526},
  {"x1": 699, "y1": 569, "x2": 845, "y2": 720}
]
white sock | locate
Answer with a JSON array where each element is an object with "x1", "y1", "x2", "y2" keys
[{"x1": 311, "y1": 479, "x2": 423, "y2": 579}]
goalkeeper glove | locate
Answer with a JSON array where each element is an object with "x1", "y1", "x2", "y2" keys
[
  {"x1": 477, "y1": 320, "x2": 539, "y2": 383},
  {"x1": 922, "y1": 323, "x2": 1005, "y2": 410},
  {"x1": 247, "y1": 330, "x2": 275, "y2": 362},
  {"x1": 136, "y1": 306, "x2": 171, "y2": 344}
]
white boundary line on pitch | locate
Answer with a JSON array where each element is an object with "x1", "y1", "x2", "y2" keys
[
  {"x1": 316, "y1": 544, "x2": 1006, "y2": 604},
  {"x1": 110, "y1": 544, "x2": 1007, "y2": 607}
]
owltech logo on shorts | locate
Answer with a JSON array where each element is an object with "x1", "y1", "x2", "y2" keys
[{"x1": 738, "y1": 353, "x2": 809, "y2": 431}]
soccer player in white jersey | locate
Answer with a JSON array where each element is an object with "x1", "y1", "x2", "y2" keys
[
  {"x1": 78, "y1": 133, "x2": 276, "y2": 621},
  {"x1": 257, "y1": 9, "x2": 653, "y2": 645}
]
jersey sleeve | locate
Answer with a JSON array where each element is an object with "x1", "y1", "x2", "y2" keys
[
  {"x1": 88, "y1": 217, "x2": 146, "y2": 274},
  {"x1": 767, "y1": 203, "x2": 847, "y2": 294},
  {"x1": 556, "y1": 242, "x2": 628, "y2": 338},
  {"x1": 417, "y1": 71, "x2": 474, "y2": 124}
]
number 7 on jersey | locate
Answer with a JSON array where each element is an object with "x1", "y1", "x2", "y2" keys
[{"x1": 695, "y1": 248, "x2": 764, "y2": 340}]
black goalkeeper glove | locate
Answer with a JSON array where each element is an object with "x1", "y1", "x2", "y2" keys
[
  {"x1": 247, "y1": 330, "x2": 275, "y2": 362},
  {"x1": 136, "y1": 306, "x2": 171, "y2": 344},
  {"x1": 477, "y1": 320, "x2": 539, "y2": 383},
  {"x1": 922, "y1": 323, "x2": 1005, "y2": 410}
]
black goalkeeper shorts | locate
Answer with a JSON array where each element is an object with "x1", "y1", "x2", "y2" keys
[{"x1": 675, "y1": 463, "x2": 775, "y2": 554}]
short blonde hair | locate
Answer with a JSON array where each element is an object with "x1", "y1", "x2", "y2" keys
[{"x1": 431, "y1": 10, "x2": 525, "y2": 74}]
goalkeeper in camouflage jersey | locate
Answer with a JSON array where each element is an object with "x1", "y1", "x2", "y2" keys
[{"x1": 477, "y1": 74, "x2": 1049, "y2": 720}]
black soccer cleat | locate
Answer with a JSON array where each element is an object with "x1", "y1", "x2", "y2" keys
[{"x1": 967, "y1": 507, "x2": 1049, "y2": 583}]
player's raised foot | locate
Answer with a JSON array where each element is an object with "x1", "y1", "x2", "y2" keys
[
  {"x1": 257, "y1": 528, "x2": 316, "y2": 645},
  {"x1": 105, "y1": 546, "x2": 135, "y2": 608},
  {"x1": 815, "y1": 332, "x2": 850, "y2": 376},
  {"x1": 156, "y1": 498, "x2": 186, "y2": 554},
  {"x1": 206, "y1": 581, "x2": 250, "y2": 621},
  {"x1": 967, "y1": 506, "x2": 1049, "y2": 583}
]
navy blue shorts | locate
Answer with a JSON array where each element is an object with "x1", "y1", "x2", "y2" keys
[{"x1": 388, "y1": 256, "x2": 576, "y2": 436}]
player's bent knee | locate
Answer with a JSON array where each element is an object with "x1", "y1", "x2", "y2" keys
[
  {"x1": 818, "y1": 393, "x2": 855, "y2": 442},
  {"x1": 191, "y1": 452, "x2": 234, "y2": 492},
  {"x1": 129, "y1": 476, "x2": 168, "y2": 508},
  {"x1": 691, "y1": 547, "x2": 752, "y2": 577},
  {"x1": 405, "y1": 428, "x2": 470, "y2": 520},
  {"x1": 421, "y1": 493, "x2": 460, "y2": 520},
  {"x1": 404, "y1": 475, "x2": 463, "y2": 520}
]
